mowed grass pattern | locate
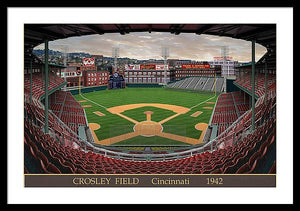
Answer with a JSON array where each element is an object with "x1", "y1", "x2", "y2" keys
[
  {"x1": 122, "y1": 106, "x2": 176, "y2": 122},
  {"x1": 74, "y1": 88, "x2": 218, "y2": 145}
]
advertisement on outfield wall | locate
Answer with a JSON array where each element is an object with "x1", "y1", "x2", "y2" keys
[
  {"x1": 155, "y1": 64, "x2": 169, "y2": 70},
  {"x1": 181, "y1": 64, "x2": 210, "y2": 69},
  {"x1": 83, "y1": 57, "x2": 95, "y2": 66},
  {"x1": 125, "y1": 64, "x2": 169, "y2": 70},
  {"x1": 125, "y1": 64, "x2": 140, "y2": 70},
  {"x1": 140, "y1": 64, "x2": 156, "y2": 70}
]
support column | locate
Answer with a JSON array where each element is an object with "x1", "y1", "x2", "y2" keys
[
  {"x1": 164, "y1": 59, "x2": 167, "y2": 85},
  {"x1": 30, "y1": 59, "x2": 32, "y2": 104},
  {"x1": 214, "y1": 71, "x2": 216, "y2": 95},
  {"x1": 251, "y1": 40, "x2": 256, "y2": 131},
  {"x1": 44, "y1": 40, "x2": 49, "y2": 134}
]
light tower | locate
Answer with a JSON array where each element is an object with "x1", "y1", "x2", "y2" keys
[
  {"x1": 221, "y1": 46, "x2": 229, "y2": 92},
  {"x1": 112, "y1": 46, "x2": 120, "y2": 74},
  {"x1": 161, "y1": 46, "x2": 169, "y2": 85},
  {"x1": 221, "y1": 46, "x2": 230, "y2": 77},
  {"x1": 62, "y1": 45, "x2": 69, "y2": 91}
]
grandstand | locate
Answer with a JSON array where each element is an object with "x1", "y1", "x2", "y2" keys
[{"x1": 23, "y1": 24, "x2": 276, "y2": 176}]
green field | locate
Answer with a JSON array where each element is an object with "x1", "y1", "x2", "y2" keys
[{"x1": 74, "y1": 87, "x2": 218, "y2": 146}]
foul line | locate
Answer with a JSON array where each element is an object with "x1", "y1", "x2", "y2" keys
[
  {"x1": 79, "y1": 93, "x2": 108, "y2": 110},
  {"x1": 189, "y1": 95, "x2": 217, "y2": 110}
]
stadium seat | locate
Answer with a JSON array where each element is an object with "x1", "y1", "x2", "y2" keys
[
  {"x1": 40, "y1": 160, "x2": 62, "y2": 174},
  {"x1": 268, "y1": 161, "x2": 276, "y2": 174},
  {"x1": 24, "y1": 78, "x2": 276, "y2": 175}
]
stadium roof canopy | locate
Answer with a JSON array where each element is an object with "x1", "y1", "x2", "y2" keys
[{"x1": 24, "y1": 24, "x2": 276, "y2": 49}]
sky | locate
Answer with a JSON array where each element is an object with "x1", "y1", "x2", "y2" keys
[{"x1": 34, "y1": 32, "x2": 267, "y2": 62}]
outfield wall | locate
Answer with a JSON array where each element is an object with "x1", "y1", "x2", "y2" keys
[
  {"x1": 70, "y1": 85, "x2": 107, "y2": 95},
  {"x1": 125, "y1": 83, "x2": 164, "y2": 88}
]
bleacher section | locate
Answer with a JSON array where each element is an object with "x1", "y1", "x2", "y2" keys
[{"x1": 167, "y1": 77, "x2": 225, "y2": 93}]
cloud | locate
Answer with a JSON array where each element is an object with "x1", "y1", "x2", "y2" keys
[{"x1": 34, "y1": 31, "x2": 267, "y2": 62}]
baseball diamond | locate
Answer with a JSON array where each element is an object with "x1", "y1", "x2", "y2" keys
[{"x1": 74, "y1": 88, "x2": 217, "y2": 147}]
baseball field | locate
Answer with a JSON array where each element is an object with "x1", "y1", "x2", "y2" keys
[{"x1": 74, "y1": 87, "x2": 218, "y2": 147}]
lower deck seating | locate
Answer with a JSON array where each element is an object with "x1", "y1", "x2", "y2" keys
[
  {"x1": 24, "y1": 91, "x2": 276, "y2": 174},
  {"x1": 49, "y1": 90, "x2": 87, "y2": 135},
  {"x1": 24, "y1": 115, "x2": 275, "y2": 174},
  {"x1": 235, "y1": 73, "x2": 276, "y2": 98},
  {"x1": 211, "y1": 92, "x2": 250, "y2": 136},
  {"x1": 24, "y1": 72, "x2": 65, "y2": 99}
]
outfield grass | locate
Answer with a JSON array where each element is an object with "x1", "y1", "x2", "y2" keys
[{"x1": 74, "y1": 87, "x2": 218, "y2": 145}]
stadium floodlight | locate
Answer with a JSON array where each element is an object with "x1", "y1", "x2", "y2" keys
[
  {"x1": 48, "y1": 43, "x2": 69, "y2": 90},
  {"x1": 161, "y1": 46, "x2": 169, "y2": 85},
  {"x1": 112, "y1": 46, "x2": 120, "y2": 73},
  {"x1": 221, "y1": 46, "x2": 229, "y2": 59},
  {"x1": 161, "y1": 46, "x2": 169, "y2": 60},
  {"x1": 62, "y1": 46, "x2": 69, "y2": 91},
  {"x1": 221, "y1": 46, "x2": 230, "y2": 77}
]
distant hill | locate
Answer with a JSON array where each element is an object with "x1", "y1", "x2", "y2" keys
[
  {"x1": 33, "y1": 49, "x2": 63, "y2": 56},
  {"x1": 33, "y1": 49, "x2": 92, "y2": 58}
]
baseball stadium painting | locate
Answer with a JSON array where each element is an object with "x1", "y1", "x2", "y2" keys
[{"x1": 23, "y1": 23, "x2": 276, "y2": 187}]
